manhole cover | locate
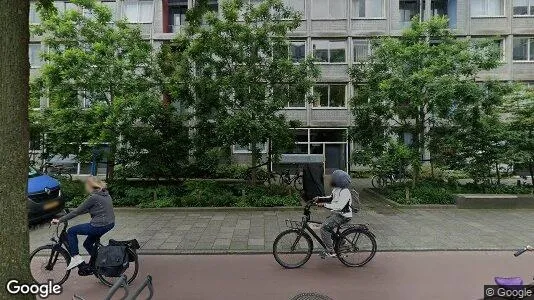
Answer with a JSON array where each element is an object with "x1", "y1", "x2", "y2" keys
[{"x1": 290, "y1": 292, "x2": 333, "y2": 300}]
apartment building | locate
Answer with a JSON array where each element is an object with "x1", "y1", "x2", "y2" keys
[{"x1": 29, "y1": 0, "x2": 534, "y2": 174}]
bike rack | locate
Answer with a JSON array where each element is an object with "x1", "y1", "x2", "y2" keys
[{"x1": 73, "y1": 275, "x2": 154, "y2": 300}]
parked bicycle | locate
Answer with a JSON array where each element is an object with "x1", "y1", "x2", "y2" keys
[
  {"x1": 277, "y1": 168, "x2": 303, "y2": 191},
  {"x1": 29, "y1": 209, "x2": 139, "y2": 287},
  {"x1": 483, "y1": 246, "x2": 534, "y2": 300},
  {"x1": 272, "y1": 200, "x2": 377, "y2": 268},
  {"x1": 42, "y1": 162, "x2": 73, "y2": 181},
  {"x1": 371, "y1": 171, "x2": 406, "y2": 188},
  {"x1": 244, "y1": 161, "x2": 277, "y2": 185}
]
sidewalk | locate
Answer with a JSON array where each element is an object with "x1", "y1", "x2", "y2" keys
[{"x1": 30, "y1": 201, "x2": 534, "y2": 253}]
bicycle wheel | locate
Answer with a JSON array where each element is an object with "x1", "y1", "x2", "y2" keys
[
  {"x1": 371, "y1": 175, "x2": 382, "y2": 188},
  {"x1": 96, "y1": 248, "x2": 139, "y2": 287},
  {"x1": 336, "y1": 228, "x2": 377, "y2": 267},
  {"x1": 30, "y1": 245, "x2": 71, "y2": 285},
  {"x1": 293, "y1": 175, "x2": 303, "y2": 191},
  {"x1": 273, "y1": 229, "x2": 313, "y2": 269}
]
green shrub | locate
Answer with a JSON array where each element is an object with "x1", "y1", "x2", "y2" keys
[
  {"x1": 58, "y1": 179, "x2": 86, "y2": 207},
  {"x1": 379, "y1": 179, "x2": 532, "y2": 205},
  {"x1": 103, "y1": 179, "x2": 301, "y2": 208}
]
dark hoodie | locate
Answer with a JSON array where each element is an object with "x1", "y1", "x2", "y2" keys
[{"x1": 59, "y1": 189, "x2": 115, "y2": 227}]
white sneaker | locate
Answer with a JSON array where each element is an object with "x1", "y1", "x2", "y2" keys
[
  {"x1": 66, "y1": 255, "x2": 85, "y2": 270},
  {"x1": 319, "y1": 251, "x2": 337, "y2": 259}
]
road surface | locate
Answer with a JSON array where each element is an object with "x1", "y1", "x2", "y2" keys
[{"x1": 42, "y1": 252, "x2": 534, "y2": 300}]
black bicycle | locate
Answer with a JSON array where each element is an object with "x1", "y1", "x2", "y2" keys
[
  {"x1": 29, "y1": 209, "x2": 140, "y2": 287},
  {"x1": 244, "y1": 161, "x2": 277, "y2": 185},
  {"x1": 42, "y1": 162, "x2": 73, "y2": 181},
  {"x1": 483, "y1": 246, "x2": 534, "y2": 300},
  {"x1": 278, "y1": 168, "x2": 304, "y2": 191},
  {"x1": 272, "y1": 200, "x2": 377, "y2": 268}
]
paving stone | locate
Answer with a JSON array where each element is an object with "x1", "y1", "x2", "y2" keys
[
  {"x1": 29, "y1": 191, "x2": 534, "y2": 253},
  {"x1": 248, "y1": 238, "x2": 265, "y2": 246},
  {"x1": 159, "y1": 243, "x2": 179, "y2": 250}
]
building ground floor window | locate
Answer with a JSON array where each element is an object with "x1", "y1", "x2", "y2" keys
[{"x1": 288, "y1": 128, "x2": 349, "y2": 174}]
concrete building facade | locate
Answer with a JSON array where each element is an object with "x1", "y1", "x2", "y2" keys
[{"x1": 29, "y1": 0, "x2": 534, "y2": 174}]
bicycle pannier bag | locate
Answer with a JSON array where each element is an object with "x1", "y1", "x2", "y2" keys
[
  {"x1": 96, "y1": 245, "x2": 129, "y2": 277},
  {"x1": 349, "y1": 189, "x2": 361, "y2": 213}
]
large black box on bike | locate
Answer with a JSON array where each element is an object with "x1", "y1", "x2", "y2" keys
[{"x1": 302, "y1": 164, "x2": 325, "y2": 201}]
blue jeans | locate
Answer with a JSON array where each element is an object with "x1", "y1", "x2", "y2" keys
[{"x1": 66, "y1": 223, "x2": 114, "y2": 256}]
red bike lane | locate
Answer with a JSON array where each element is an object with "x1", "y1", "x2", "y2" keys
[{"x1": 45, "y1": 251, "x2": 534, "y2": 300}]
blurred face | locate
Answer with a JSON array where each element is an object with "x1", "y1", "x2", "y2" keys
[{"x1": 85, "y1": 180, "x2": 95, "y2": 194}]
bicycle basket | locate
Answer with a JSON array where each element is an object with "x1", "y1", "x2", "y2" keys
[{"x1": 285, "y1": 219, "x2": 304, "y2": 229}]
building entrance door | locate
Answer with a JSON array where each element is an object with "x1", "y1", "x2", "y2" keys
[{"x1": 325, "y1": 144, "x2": 346, "y2": 174}]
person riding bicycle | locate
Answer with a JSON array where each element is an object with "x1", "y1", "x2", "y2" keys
[
  {"x1": 314, "y1": 169, "x2": 352, "y2": 258},
  {"x1": 51, "y1": 176, "x2": 115, "y2": 270}
]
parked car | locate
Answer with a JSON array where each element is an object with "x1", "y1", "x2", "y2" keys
[{"x1": 28, "y1": 166, "x2": 65, "y2": 223}]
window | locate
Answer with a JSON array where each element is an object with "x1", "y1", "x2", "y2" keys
[
  {"x1": 314, "y1": 84, "x2": 346, "y2": 108},
  {"x1": 283, "y1": 0, "x2": 305, "y2": 16},
  {"x1": 101, "y1": 1, "x2": 118, "y2": 21},
  {"x1": 124, "y1": 0, "x2": 153, "y2": 23},
  {"x1": 514, "y1": 0, "x2": 534, "y2": 15},
  {"x1": 289, "y1": 41, "x2": 306, "y2": 63},
  {"x1": 274, "y1": 84, "x2": 307, "y2": 108},
  {"x1": 351, "y1": 0, "x2": 383, "y2": 18},
  {"x1": 432, "y1": 0, "x2": 456, "y2": 28},
  {"x1": 30, "y1": 2, "x2": 41, "y2": 24},
  {"x1": 471, "y1": 0, "x2": 504, "y2": 16},
  {"x1": 29, "y1": 44, "x2": 43, "y2": 68},
  {"x1": 54, "y1": 1, "x2": 78, "y2": 13},
  {"x1": 513, "y1": 37, "x2": 534, "y2": 61},
  {"x1": 400, "y1": 0, "x2": 421, "y2": 27},
  {"x1": 311, "y1": 0, "x2": 346, "y2": 19},
  {"x1": 353, "y1": 39, "x2": 372, "y2": 62},
  {"x1": 312, "y1": 40, "x2": 346, "y2": 63},
  {"x1": 169, "y1": 5, "x2": 187, "y2": 32},
  {"x1": 472, "y1": 37, "x2": 505, "y2": 61}
]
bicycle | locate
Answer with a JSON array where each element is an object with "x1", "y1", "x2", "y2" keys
[
  {"x1": 371, "y1": 171, "x2": 406, "y2": 188},
  {"x1": 483, "y1": 246, "x2": 534, "y2": 300},
  {"x1": 42, "y1": 162, "x2": 73, "y2": 181},
  {"x1": 244, "y1": 161, "x2": 277, "y2": 185},
  {"x1": 277, "y1": 168, "x2": 303, "y2": 191},
  {"x1": 29, "y1": 209, "x2": 140, "y2": 287},
  {"x1": 272, "y1": 200, "x2": 377, "y2": 268}
]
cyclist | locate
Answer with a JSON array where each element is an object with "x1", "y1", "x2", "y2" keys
[
  {"x1": 314, "y1": 169, "x2": 352, "y2": 258},
  {"x1": 51, "y1": 176, "x2": 115, "y2": 270}
]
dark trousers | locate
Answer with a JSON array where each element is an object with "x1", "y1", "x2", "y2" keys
[
  {"x1": 320, "y1": 213, "x2": 350, "y2": 252},
  {"x1": 66, "y1": 223, "x2": 114, "y2": 256}
]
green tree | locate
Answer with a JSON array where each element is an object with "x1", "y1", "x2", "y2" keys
[
  {"x1": 504, "y1": 86, "x2": 534, "y2": 186},
  {"x1": 350, "y1": 17, "x2": 504, "y2": 182},
  {"x1": 31, "y1": 0, "x2": 188, "y2": 180},
  {"x1": 162, "y1": 0, "x2": 319, "y2": 180}
]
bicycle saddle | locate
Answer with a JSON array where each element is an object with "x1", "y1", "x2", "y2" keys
[{"x1": 494, "y1": 277, "x2": 524, "y2": 289}]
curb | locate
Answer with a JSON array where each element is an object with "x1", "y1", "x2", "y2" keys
[
  {"x1": 364, "y1": 188, "x2": 456, "y2": 209},
  {"x1": 113, "y1": 206, "x2": 304, "y2": 212},
  {"x1": 135, "y1": 248, "x2": 519, "y2": 255}
]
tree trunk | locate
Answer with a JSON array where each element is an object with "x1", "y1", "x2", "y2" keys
[
  {"x1": 250, "y1": 145, "x2": 260, "y2": 185},
  {"x1": 0, "y1": 0, "x2": 33, "y2": 298},
  {"x1": 529, "y1": 160, "x2": 534, "y2": 187}
]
